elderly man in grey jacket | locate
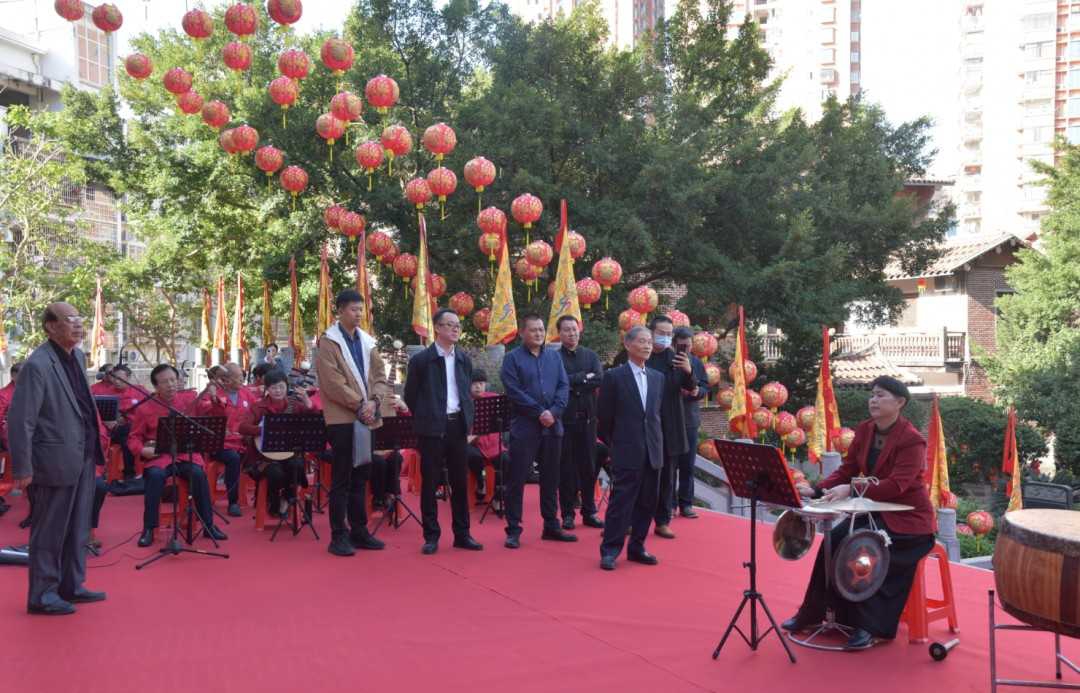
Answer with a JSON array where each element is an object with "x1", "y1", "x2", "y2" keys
[{"x1": 10, "y1": 302, "x2": 107, "y2": 615}]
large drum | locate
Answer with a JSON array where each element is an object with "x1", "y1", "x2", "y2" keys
[{"x1": 993, "y1": 509, "x2": 1080, "y2": 637}]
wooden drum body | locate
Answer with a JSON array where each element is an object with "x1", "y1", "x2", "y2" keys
[{"x1": 993, "y1": 509, "x2": 1080, "y2": 637}]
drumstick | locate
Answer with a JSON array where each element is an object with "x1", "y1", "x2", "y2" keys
[{"x1": 929, "y1": 638, "x2": 959, "y2": 661}]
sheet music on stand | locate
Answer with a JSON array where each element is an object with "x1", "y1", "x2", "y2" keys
[
  {"x1": 94, "y1": 396, "x2": 120, "y2": 423},
  {"x1": 154, "y1": 415, "x2": 227, "y2": 457},
  {"x1": 713, "y1": 440, "x2": 802, "y2": 510},
  {"x1": 373, "y1": 414, "x2": 419, "y2": 451},
  {"x1": 260, "y1": 413, "x2": 327, "y2": 454},
  {"x1": 472, "y1": 394, "x2": 509, "y2": 436}
]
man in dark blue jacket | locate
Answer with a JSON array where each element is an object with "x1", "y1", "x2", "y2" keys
[
  {"x1": 673, "y1": 326, "x2": 708, "y2": 519},
  {"x1": 500, "y1": 314, "x2": 571, "y2": 548},
  {"x1": 403, "y1": 308, "x2": 484, "y2": 555}
]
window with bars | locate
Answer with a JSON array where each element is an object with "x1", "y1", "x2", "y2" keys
[{"x1": 76, "y1": 15, "x2": 111, "y2": 86}]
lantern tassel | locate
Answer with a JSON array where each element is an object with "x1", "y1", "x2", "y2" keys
[
  {"x1": 368, "y1": 172, "x2": 373, "y2": 191},
  {"x1": 329, "y1": 142, "x2": 334, "y2": 163},
  {"x1": 387, "y1": 156, "x2": 393, "y2": 176},
  {"x1": 440, "y1": 199, "x2": 446, "y2": 221},
  {"x1": 282, "y1": 111, "x2": 287, "y2": 128},
  {"x1": 477, "y1": 192, "x2": 482, "y2": 214}
]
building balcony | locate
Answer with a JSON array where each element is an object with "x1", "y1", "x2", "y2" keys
[
  {"x1": 820, "y1": 68, "x2": 838, "y2": 84},
  {"x1": 761, "y1": 332, "x2": 967, "y2": 367}
]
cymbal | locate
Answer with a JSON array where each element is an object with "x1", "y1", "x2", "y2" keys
[{"x1": 808, "y1": 497, "x2": 914, "y2": 514}]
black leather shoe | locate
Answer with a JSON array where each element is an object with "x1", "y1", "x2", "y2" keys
[
  {"x1": 137, "y1": 529, "x2": 154, "y2": 547},
  {"x1": 62, "y1": 589, "x2": 106, "y2": 604},
  {"x1": 27, "y1": 598, "x2": 75, "y2": 616},
  {"x1": 453, "y1": 536, "x2": 483, "y2": 551},
  {"x1": 600, "y1": 555, "x2": 616, "y2": 571},
  {"x1": 582, "y1": 514, "x2": 605, "y2": 528},
  {"x1": 679, "y1": 506, "x2": 699, "y2": 519},
  {"x1": 203, "y1": 526, "x2": 228, "y2": 541},
  {"x1": 561, "y1": 516, "x2": 575, "y2": 530},
  {"x1": 504, "y1": 535, "x2": 520, "y2": 549},
  {"x1": 421, "y1": 541, "x2": 438, "y2": 555},
  {"x1": 845, "y1": 628, "x2": 874, "y2": 650},
  {"x1": 328, "y1": 536, "x2": 355, "y2": 556},
  {"x1": 350, "y1": 532, "x2": 385, "y2": 551},
  {"x1": 627, "y1": 550, "x2": 659, "y2": 565},
  {"x1": 542, "y1": 528, "x2": 579, "y2": 542},
  {"x1": 781, "y1": 615, "x2": 816, "y2": 632}
]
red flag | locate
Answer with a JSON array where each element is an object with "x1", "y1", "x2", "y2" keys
[
  {"x1": 927, "y1": 396, "x2": 951, "y2": 509},
  {"x1": 288, "y1": 256, "x2": 305, "y2": 363},
  {"x1": 728, "y1": 306, "x2": 757, "y2": 438},
  {"x1": 1003, "y1": 407, "x2": 1022, "y2": 512},
  {"x1": 356, "y1": 232, "x2": 373, "y2": 333},
  {"x1": 809, "y1": 326, "x2": 841, "y2": 463}
]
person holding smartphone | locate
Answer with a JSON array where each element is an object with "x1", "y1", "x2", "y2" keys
[{"x1": 645, "y1": 315, "x2": 695, "y2": 540}]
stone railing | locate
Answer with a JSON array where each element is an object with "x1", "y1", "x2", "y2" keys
[{"x1": 761, "y1": 331, "x2": 967, "y2": 366}]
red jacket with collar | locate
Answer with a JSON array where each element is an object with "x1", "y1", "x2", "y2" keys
[
  {"x1": 820, "y1": 416, "x2": 936, "y2": 536},
  {"x1": 207, "y1": 387, "x2": 258, "y2": 451}
]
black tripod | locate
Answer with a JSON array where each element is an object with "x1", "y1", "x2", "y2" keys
[
  {"x1": 711, "y1": 440, "x2": 800, "y2": 664},
  {"x1": 371, "y1": 417, "x2": 423, "y2": 536},
  {"x1": 137, "y1": 413, "x2": 230, "y2": 570}
]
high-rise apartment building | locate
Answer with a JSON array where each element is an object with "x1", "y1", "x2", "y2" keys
[{"x1": 505, "y1": 0, "x2": 635, "y2": 49}]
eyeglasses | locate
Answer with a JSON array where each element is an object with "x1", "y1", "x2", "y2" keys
[
  {"x1": 437, "y1": 322, "x2": 462, "y2": 330},
  {"x1": 60, "y1": 316, "x2": 85, "y2": 325}
]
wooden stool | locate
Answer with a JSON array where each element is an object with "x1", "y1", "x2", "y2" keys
[{"x1": 900, "y1": 542, "x2": 959, "y2": 643}]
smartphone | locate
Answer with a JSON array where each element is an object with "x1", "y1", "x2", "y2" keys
[{"x1": 675, "y1": 342, "x2": 689, "y2": 355}]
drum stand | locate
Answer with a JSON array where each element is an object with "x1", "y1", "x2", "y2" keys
[
  {"x1": 788, "y1": 515, "x2": 854, "y2": 651},
  {"x1": 989, "y1": 590, "x2": 1080, "y2": 691}
]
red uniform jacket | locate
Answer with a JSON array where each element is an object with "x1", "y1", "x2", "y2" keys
[
  {"x1": 820, "y1": 416, "x2": 935, "y2": 536},
  {"x1": 0, "y1": 381, "x2": 15, "y2": 449},
  {"x1": 127, "y1": 390, "x2": 216, "y2": 469},
  {"x1": 238, "y1": 395, "x2": 316, "y2": 439},
  {"x1": 208, "y1": 387, "x2": 257, "y2": 452}
]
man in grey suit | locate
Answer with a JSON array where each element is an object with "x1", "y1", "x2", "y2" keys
[
  {"x1": 10, "y1": 302, "x2": 107, "y2": 615},
  {"x1": 597, "y1": 326, "x2": 666, "y2": 571}
]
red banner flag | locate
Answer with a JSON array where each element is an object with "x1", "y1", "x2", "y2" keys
[{"x1": 728, "y1": 306, "x2": 757, "y2": 438}]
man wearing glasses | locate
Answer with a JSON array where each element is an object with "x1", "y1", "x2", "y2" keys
[
  {"x1": 404, "y1": 308, "x2": 483, "y2": 555},
  {"x1": 9, "y1": 303, "x2": 107, "y2": 614}
]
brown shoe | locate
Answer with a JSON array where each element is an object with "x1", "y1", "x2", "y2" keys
[{"x1": 654, "y1": 524, "x2": 676, "y2": 539}]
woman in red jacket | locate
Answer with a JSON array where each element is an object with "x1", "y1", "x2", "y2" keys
[{"x1": 782, "y1": 376, "x2": 935, "y2": 650}]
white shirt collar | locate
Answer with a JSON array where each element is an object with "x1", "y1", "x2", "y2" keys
[{"x1": 435, "y1": 342, "x2": 455, "y2": 359}]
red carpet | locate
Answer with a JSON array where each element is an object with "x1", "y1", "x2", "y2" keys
[{"x1": 0, "y1": 486, "x2": 1074, "y2": 693}]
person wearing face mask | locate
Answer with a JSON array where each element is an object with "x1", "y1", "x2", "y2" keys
[
  {"x1": 645, "y1": 315, "x2": 695, "y2": 540},
  {"x1": 238, "y1": 368, "x2": 314, "y2": 517}
]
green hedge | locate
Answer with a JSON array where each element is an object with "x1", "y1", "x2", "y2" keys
[
  {"x1": 834, "y1": 390, "x2": 929, "y2": 432},
  {"x1": 938, "y1": 396, "x2": 1047, "y2": 487}
]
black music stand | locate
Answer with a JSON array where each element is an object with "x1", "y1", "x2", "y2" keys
[
  {"x1": 371, "y1": 415, "x2": 422, "y2": 535},
  {"x1": 261, "y1": 413, "x2": 325, "y2": 541},
  {"x1": 475, "y1": 394, "x2": 510, "y2": 524},
  {"x1": 711, "y1": 439, "x2": 799, "y2": 664},
  {"x1": 93, "y1": 396, "x2": 119, "y2": 423},
  {"x1": 136, "y1": 415, "x2": 229, "y2": 570}
]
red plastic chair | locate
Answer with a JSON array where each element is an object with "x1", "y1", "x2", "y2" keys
[
  {"x1": 466, "y1": 461, "x2": 496, "y2": 511},
  {"x1": 156, "y1": 477, "x2": 191, "y2": 540},
  {"x1": 900, "y1": 542, "x2": 959, "y2": 643}
]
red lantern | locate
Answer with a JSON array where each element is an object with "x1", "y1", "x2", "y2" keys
[
  {"x1": 705, "y1": 363, "x2": 722, "y2": 387},
  {"x1": 576, "y1": 278, "x2": 601, "y2": 310},
  {"x1": 223, "y1": 41, "x2": 253, "y2": 71},
  {"x1": 219, "y1": 129, "x2": 238, "y2": 154},
  {"x1": 380, "y1": 125, "x2": 413, "y2": 174},
  {"x1": 832, "y1": 427, "x2": 856, "y2": 455},
  {"x1": 957, "y1": 524, "x2": 974, "y2": 537},
  {"x1": 367, "y1": 231, "x2": 394, "y2": 258},
  {"x1": 279, "y1": 165, "x2": 308, "y2": 207},
  {"x1": 515, "y1": 257, "x2": 541, "y2": 283},
  {"x1": 355, "y1": 141, "x2": 384, "y2": 173},
  {"x1": 430, "y1": 274, "x2": 447, "y2": 299},
  {"x1": 339, "y1": 211, "x2": 366, "y2": 238},
  {"x1": 380, "y1": 243, "x2": 399, "y2": 266},
  {"x1": 323, "y1": 205, "x2": 345, "y2": 229},
  {"x1": 201, "y1": 100, "x2": 230, "y2": 129},
  {"x1": 54, "y1": 0, "x2": 84, "y2": 22},
  {"x1": 330, "y1": 91, "x2": 363, "y2": 122},
  {"x1": 393, "y1": 253, "x2": 418, "y2": 284},
  {"x1": 405, "y1": 178, "x2": 433, "y2": 210},
  {"x1": 752, "y1": 408, "x2": 774, "y2": 431},
  {"x1": 795, "y1": 406, "x2": 816, "y2": 431},
  {"x1": 182, "y1": 9, "x2": 214, "y2": 39},
  {"x1": 422, "y1": 122, "x2": 457, "y2": 162},
  {"x1": 783, "y1": 428, "x2": 807, "y2": 449},
  {"x1": 268, "y1": 77, "x2": 299, "y2": 125},
  {"x1": 628, "y1": 286, "x2": 658, "y2": 317},
  {"x1": 449, "y1": 292, "x2": 475, "y2": 318},
  {"x1": 231, "y1": 124, "x2": 258, "y2": 153},
  {"x1": 692, "y1": 331, "x2": 718, "y2": 359},
  {"x1": 225, "y1": 3, "x2": 258, "y2": 37},
  {"x1": 564, "y1": 231, "x2": 587, "y2": 260},
  {"x1": 591, "y1": 257, "x2": 622, "y2": 292},
  {"x1": 365, "y1": 74, "x2": 399, "y2": 113},
  {"x1": 748, "y1": 390, "x2": 762, "y2": 410},
  {"x1": 321, "y1": 38, "x2": 354, "y2": 74},
  {"x1": 477, "y1": 207, "x2": 508, "y2": 239},
  {"x1": 478, "y1": 232, "x2": 502, "y2": 262},
  {"x1": 525, "y1": 240, "x2": 553, "y2": 271},
  {"x1": 760, "y1": 382, "x2": 789, "y2": 410},
  {"x1": 316, "y1": 113, "x2": 346, "y2": 159},
  {"x1": 464, "y1": 156, "x2": 496, "y2": 192},
  {"x1": 511, "y1": 193, "x2": 543, "y2": 232},
  {"x1": 278, "y1": 49, "x2": 310, "y2": 80},
  {"x1": 163, "y1": 67, "x2": 193, "y2": 95},
  {"x1": 472, "y1": 307, "x2": 491, "y2": 333},
  {"x1": 618, "y1": 308, "x2": 644, "y2": 332},
  {"x1": 176, "y1": 91, "x2": 204, "y2": 115},
  {"x1": 773, "y1": 411, "x2": 798, "y2": 437},
  {"x1": 716, "y1": 385, "x2": 735, "y2": 410},
  {"x1": 427, "y1": 167, "x2": 457, "y2": 202},
  {"x1": 666, "y1": 308, "x2": 689, "y2": 327},
  {"x1": 729, "y1": 359, "x2": 758, "y2": 384},
  {"x1": 254, "y1": 145, "x2": 283, "y2": 184},
  {"x1": 267, "y1": 0, "x2": 303, "y2": 25},
  {"x1": 698, "y1": 440, "x2": 719, "y2": 461},
  {"x1": 91, "y1": 4, "x2": 123, "y2": 33},
  {"x1": 124, "y1": 54, "x2": 153, "y2": 80},
  {"x1": 967, "y1": 510, "x2": 994, "y2": 536}
]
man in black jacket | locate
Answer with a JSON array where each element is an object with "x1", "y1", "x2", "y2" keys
[
  {"x1": 673, "y1": 326, "x2": 708, "y2": 519},
  {"x1": 646, "y1": 315, "x2": 695, "y2": 540},
  {"x1": 403, "y1": 308, "x2": 484, "y2": 555},
  {"x1": 555, "y1": 315, "x2": 604, "y2": 529}
]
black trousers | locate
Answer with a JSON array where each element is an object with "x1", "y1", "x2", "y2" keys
[
  {"x1": 796, "y1": 515, "x2": 935, "y2": 638},
  {"x1": 263, "y1": 457, "x2": 305, "y2": 509},
  {"x1": 92, "y1": 476, "x2": 107, "y2": 529},
  {"x1": 28, "y1": 457, "x2": 94, "y2": 608},
  {"x1": 326, "y1": 423, "x2": 372, "y2": 540},
  {"x1": 676, "y1": 425, "x2": 699, "y2": 511},
  {"x1": 370, "y1": 450, "x2": 403, "y2": 499},
  {"x1": 600, "y1": 460, "x2": 660, "y2": 559},
  {"x1": 506, "y1": 427, "x2": 562, "y2": 537},
  {"x1": 466, "y1": 446, "x2": 505, "y2": 491},
  {"x1": 418, "y1": 416, "x2": 470, "y2": 543},
  {"x1": 654, "y1": 453, "x2": 680, "y2": 526},
  {"x1": 559, "y1": 424, "x2": 598, "y2": 520},
  {"x1": 142, "y1": 462, "x2": 215, "y2": 531}
]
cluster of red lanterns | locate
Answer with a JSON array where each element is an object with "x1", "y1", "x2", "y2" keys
[{"x1": 56, "y1": 2, "x2": 123, "y2": 32}]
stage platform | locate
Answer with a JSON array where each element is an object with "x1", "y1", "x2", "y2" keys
[{"x1": 0, "y1": 485, "x2": 1072, "y2": 693}]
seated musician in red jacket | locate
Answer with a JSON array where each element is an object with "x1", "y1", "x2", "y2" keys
[
  {"x1": 90, "y1": 363, "x2": 145, "y2": 481},
  {"x1": 205, "y1": 362, "x2": 257, "y2": 518},
  {"x1": 238, "y1": 368, "x2": 315, "y2": 517},
  {"x1": 128, "y1": 364, "x2": 228, "y2": 547},
  {"x1": 783, "y1": 376, "x2": 935, "y2": 651}
]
